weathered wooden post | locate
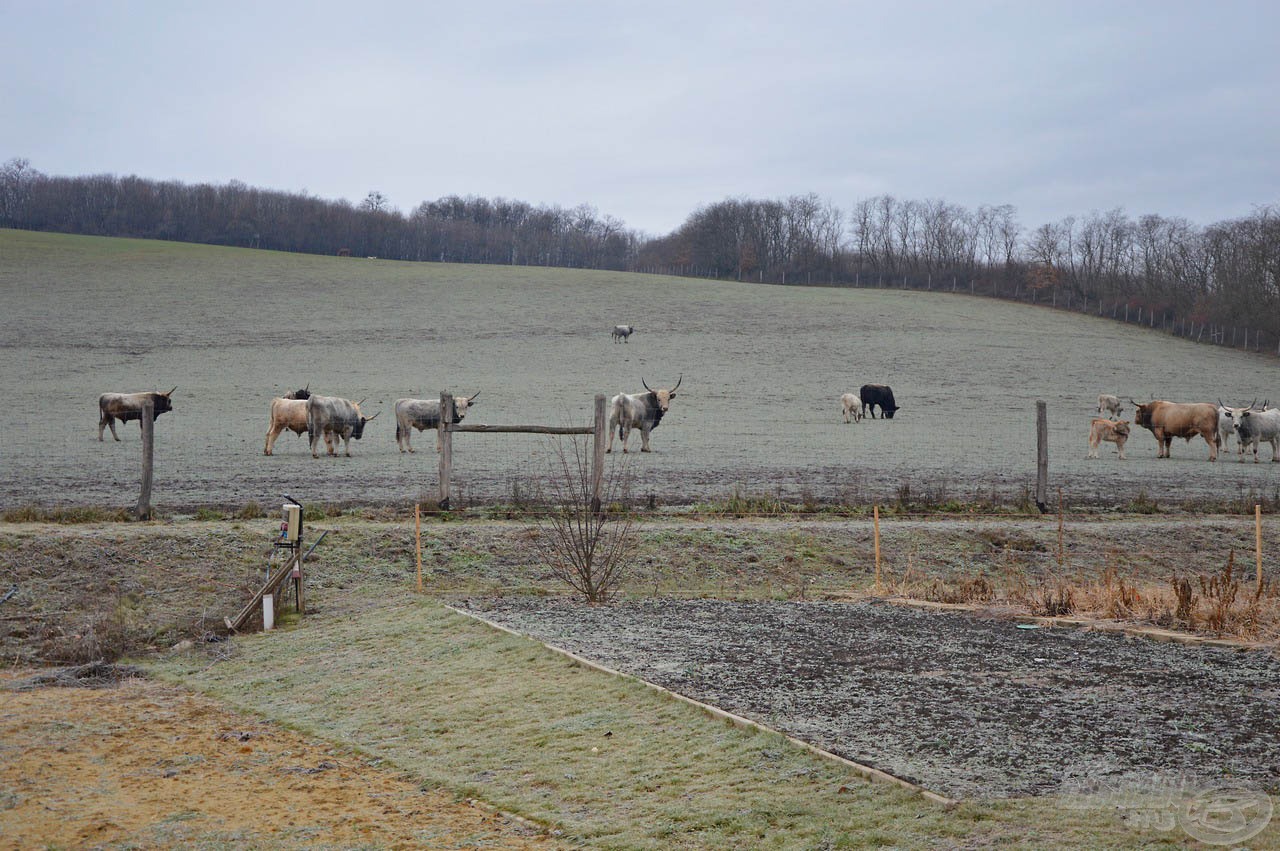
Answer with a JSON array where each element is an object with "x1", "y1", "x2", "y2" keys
[
  {"x1": 873, "y1": 505, "x2": 882, "y2": 592},
  {"x1": 416, "y1": 502, "x2": 423, "y2": 592},
  {"x1": 438, "y1": 391, "x2": 453, "y2": 510},
  {"x1": 1036, "y1": 401, "x2": 1049, "y2": 512},
  {"x1": 1257, "y1": 504, "x2": 1264, "y2": 595},
  {"x1": 137, "y1": 398, "x2": 154, "y2": 520},
  {"x1": 591, "y1": 394, "x2": 606, "y2": 515}
]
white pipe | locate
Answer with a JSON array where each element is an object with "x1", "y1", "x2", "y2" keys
[{"x1": 263, "y1": 594, "x2": 274, "y2": 631}]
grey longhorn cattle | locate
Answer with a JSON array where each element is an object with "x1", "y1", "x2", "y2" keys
[
  {"x1": 98, "y1": 387, "x2": 175, "y2": 441},
  {"x1": 394, "y1": 392, "x2": 479, "y2": 453},
  {"x1": 305, "y1": 395, "x2": 378, "y2": 458},
  {"x1": 607, "y1": 375, "x2": 681, "y2": 453}
]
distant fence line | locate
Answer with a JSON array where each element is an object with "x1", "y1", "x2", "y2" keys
[{"x1": 630, "y1": 265, "x2": 1280, "y2": 359}]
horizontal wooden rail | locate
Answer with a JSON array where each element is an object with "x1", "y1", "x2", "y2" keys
[{"x1": 449, "y1": 424, "x2": 594, "y2": 435}]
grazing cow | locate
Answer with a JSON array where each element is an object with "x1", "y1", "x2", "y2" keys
[
  {"x1": 607, "y1": 375, "x2": 681, "y2": 453},
  {"x1": 394, "y1": 392, "x2": 479, "y2": 453},
  {"x1": 860, "y1": 384, "x2": 899, "y2": 419},
  {"x1": 611, "y1": 324, "x2": 635, "y2": 343},
  {"x1": 264, "y1": 386, "x2": 318, "y2": 455},
  {"x1": 1231, "y1": 406, "x2": 1280, "y2": 463},
  {"x1": 1097, "y1": 394, "x2": 1122, "y2": 417},
  {"x1": 1087, "y1": 418, "x2": 1131, "y2": 460},
  {"x1": 840, "y1": 393, "x2": 863, "y2": 423},
  {"x1": 305, "y1": 395, "x2": 378, "y2": 458},
  {"x1": 97, "y1": 388, "x2": 175, "y2": 441},
  {"x1": 1130, "y1": 400, "x2": 1219, "y2": 460}
]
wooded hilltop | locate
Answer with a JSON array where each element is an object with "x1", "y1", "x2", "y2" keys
[{"x1": 2, "y1": 157, "x2": 1276, "y2": 349}]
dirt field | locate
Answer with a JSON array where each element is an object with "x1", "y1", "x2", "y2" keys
[
  {"x1": 0, "y1": 674, "x2": 555, "y2": 849},
  {"x1": 4, "y1": 229, "x2": 1280, "y2": 511},
  {"x1": 462, "y1": 597, "x2": 1280, "y2": 801}
]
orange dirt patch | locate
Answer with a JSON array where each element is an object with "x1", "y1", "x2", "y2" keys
[{"x1": 0, "y1": 675, "x2": 557, "y2": 849}]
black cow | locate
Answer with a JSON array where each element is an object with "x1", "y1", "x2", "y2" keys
[{"x1": 860, "y1": 384, "x2": 899, "y2": 419}]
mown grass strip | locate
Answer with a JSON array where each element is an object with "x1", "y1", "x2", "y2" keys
[{"x1": 151, "y1": 599, "x2": 1178, "y2": 849}]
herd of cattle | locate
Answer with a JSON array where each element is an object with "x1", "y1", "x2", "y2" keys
[
  {"x1": 1088, "y1": 394, "x2": 1280, "y2": 463},
  {"x1": 94, "y1": 381, "x2": 1280, "y2": 464},
  {"x1": 96, "y1": 377, "x2": 685, "y2": 457}
]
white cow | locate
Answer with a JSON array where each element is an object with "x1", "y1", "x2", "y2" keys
[
  {"x1": 1097, "y1": 394, "x2": 1122, "y2": 417},
  {"x1": 840, "y1": 393, "x2": 862, "y2": 423},
  {"x1": 1231, "y1": 406, "x2": 1280, "y2": 463}
]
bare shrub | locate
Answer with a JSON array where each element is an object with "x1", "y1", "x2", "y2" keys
[{"x1": 528, "y1": 435, "x2": 634, "y2": 603}]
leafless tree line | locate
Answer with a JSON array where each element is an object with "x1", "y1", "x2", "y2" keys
[
  {"x1": 3, "y1": 158, "x2": 1277, "y2": 342},
  {"x1": 0, "y1": 159, "x2": 641, "y2": 270}
]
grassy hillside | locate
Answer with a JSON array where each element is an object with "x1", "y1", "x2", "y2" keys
[{"x1": 2, "y1": 228, "x2": 1278, "y2": 510}]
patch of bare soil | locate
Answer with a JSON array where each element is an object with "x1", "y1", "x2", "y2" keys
[
  {"x1": 0, "y1": 673, "x2": 555, "y2": 849},
  {"x1": 463, "y1": 597, "x2": 1280, "y2": 801}
]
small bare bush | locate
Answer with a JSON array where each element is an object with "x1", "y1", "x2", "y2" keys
[{"x1": 529, "y1": 435, "x2": 634, "y2": 603}]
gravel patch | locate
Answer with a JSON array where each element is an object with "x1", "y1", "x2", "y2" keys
[{"x1": 462, "y1": 597, "x2": 1280, "y2": 800}]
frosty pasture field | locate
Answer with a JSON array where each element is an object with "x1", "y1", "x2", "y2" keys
[{"x1": 2, "y1": 229, "x2": 1278, "y2": 510}]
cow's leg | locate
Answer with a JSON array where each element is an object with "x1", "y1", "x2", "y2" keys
[
  {"x1": 619, "y1": 423, "x2": 631, "y2": 453},
  {"x1": 1087, "y1": 434, "x2": 1098, "y2": 458},
  {"x1": 101, "y1": 415, "x2": 120, "y2": 442},
  {"x1": 309, "y1": 431, "x2": 320, "y2": 458},
  {"x1": 606, "y1": 416, "x2": 619, "y2": 453},
  {"x1": 640, "y1": 426, "x2": 652, "y2": 452},
  {"x1": 1116, "y1": 438, "x2": 1126, "y2": 460},
  {"x1": 264, "y1": 423, "x2": 283, "y2": 455}
]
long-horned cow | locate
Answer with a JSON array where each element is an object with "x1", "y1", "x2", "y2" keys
[
  {"x1": 97, "y1": 388, "x2": 175, "y2": 441},
  {"x1": 1131, "y1": 399, "x2": 1219, "y2": 460},
  {"x1": 607, "y1": 375, "x2": 681, "y2": 453},
  {"x1": 263, "y1": 386, "x2": 316, "y2": 455},
  {"x1": 394, "y1": 392, "x2": 479, "y2": 453},
  {"x1": 1231, "y1": 405, "x2": 1280, "y2": 463},
  {"x1": 305, "y1": 395, "x2": 378, "y2": 458},
  {"x1": 611, "y1": 324, "x2": 635, "y2": 343}
]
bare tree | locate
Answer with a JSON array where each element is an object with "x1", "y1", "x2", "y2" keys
[{"x1": 529, "y1": 435, "x2": 634, "y2": 603}]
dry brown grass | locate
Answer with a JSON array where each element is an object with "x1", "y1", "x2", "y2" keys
[{"x1": 893, "y1": 548, "x2": 1280, "y2": 643}]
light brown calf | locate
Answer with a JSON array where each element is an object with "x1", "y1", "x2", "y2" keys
[{"x1": 1087, "y1": 418, "x2": 1130, "y2": 460}]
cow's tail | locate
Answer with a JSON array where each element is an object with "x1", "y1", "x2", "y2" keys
[{"x1": 306, "y1": 409, "x2": 316, "y2": 446}]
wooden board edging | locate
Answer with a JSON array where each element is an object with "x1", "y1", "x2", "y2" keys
[{"x1": 444, "y1": 604, "x2": 958, "y2": 808}]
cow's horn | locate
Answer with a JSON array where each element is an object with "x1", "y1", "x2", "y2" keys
[
  {"x1": 164, "y1": 386, "x2": 177, "y2": 396},
  {"x1": 365, "y1": 411, "x2": 380, "y2": 421},
  {"x1": 671, "y1": 373, "x2": 683, "y2": 391},
  {"x1": 355, "y1": 397, "x2": 367, "y2": 407},
  {"x1": 1250, "y1": 398, "x2": 1258, "y2": 409},
  {"x1": 303, "y1": 383, "x2": 309, "y2": 393},
  {"x1": 467, "y1": 391, "x2": 480, "y2": 403},
  {"x1": 642, "y1": 378, "x2": 653, "y2": 392}
]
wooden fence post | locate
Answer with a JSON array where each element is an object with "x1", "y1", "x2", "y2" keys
[
  {"x1": 1036, "y1": 401, "x2": 1048, "y2": 512},
  {"x1": 137, "y1": 399, "x2": 154, "y2": 520},
  {"x1": 1257, "y1": 504, "x2": 1264, "y2": 595},
  {"x1": 591, "y1": 394, "x2": 606, "y2": 515},
  {"x1": 873, "y1": 505, "x2": 881, "y2": 592},
  {"x1": 416, "y1": 502, "x2": 423, "y2": 592},
  {"x1": 438, "y1": 392, "x2": 453, "y2": 510}
]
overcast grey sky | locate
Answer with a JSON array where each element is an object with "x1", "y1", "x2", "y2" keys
[{"x1": 3, "y1": 1, "x2": 1277, "y2": 235}]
